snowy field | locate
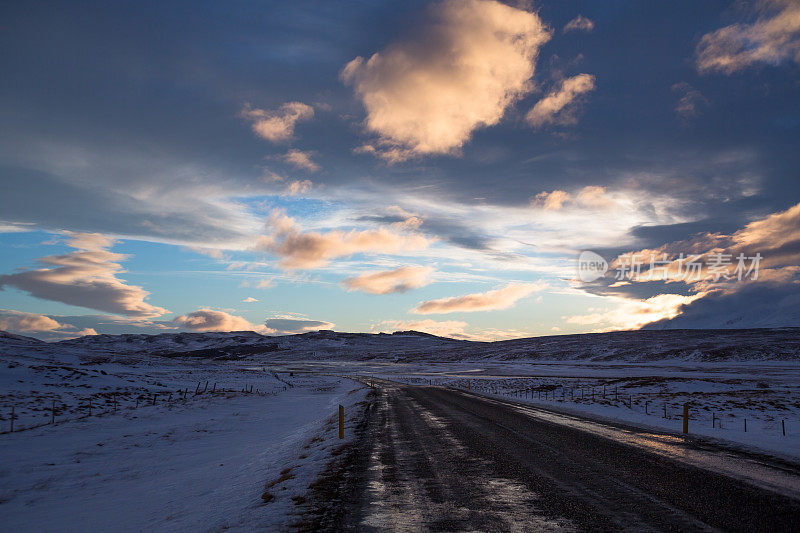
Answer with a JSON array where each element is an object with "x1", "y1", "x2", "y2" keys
[
  {"x1": 2, "y1": 328, "x2": 800, "y2": 529},
  {"x1": 0, "y1": 351, "x2": 368, "y2": 531}
]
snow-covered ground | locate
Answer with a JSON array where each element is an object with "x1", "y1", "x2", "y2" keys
[
  {"x1": 0, "y1": 352, "x2": 368, "y2": 531},
  {"x1": 2, "y1": 327, "x2": 800, "y2": 529}
]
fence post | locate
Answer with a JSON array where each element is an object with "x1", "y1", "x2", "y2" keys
[
  {"x1": 744, "y1": 418, "x2": 747, "y2": 432},
  {"x1": 783, "y1": 420, "x2": 786, "y2": 436},
  {"x1": 682, "y1": 403, "x2": 689, "y2": 434},
  {"x1": 338, "y1": 405, "x2": 344, "y2": 439},
  {"x1": 10, "y1": 405, "x2": 15, "y2": 432},
  {"x1": 645, "y1": 401, "x2": 648, "y2": 415}
]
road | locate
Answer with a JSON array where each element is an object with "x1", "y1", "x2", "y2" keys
[{"x1": 306, "y1": 382, "x2": 800, "y2": 532}]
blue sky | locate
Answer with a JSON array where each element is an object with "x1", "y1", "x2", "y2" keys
[{"x1": 1, "y1": 0, "x2": 799, "y2": 340}]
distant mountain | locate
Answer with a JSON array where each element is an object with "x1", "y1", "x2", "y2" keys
[{"x1": 0, "y1": 327, "x2": 798, "y2": 363}]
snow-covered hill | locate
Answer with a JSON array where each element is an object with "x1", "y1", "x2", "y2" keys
[{"x1": 2, "y1": 327, "x2": 799, "y2": 363}]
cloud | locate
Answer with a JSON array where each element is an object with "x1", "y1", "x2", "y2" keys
[
  {"x1": 531, "y1": 185, "x2": 612, "y2": 210},
  {"x1": 573, "y1": 201, "x2": 800, "y2": 330},
  {"x1": 284, "y1": 179, "x2": 313, "y2": 196},
  {"x1": 564, "y1": 293, "x2": 705, "y2": 331},
  {"x1": 240, "y1": 102, "x2": 314, "y2": 142},
  {"x1": 412, "y1": 281, "x2": 547, "y2": 314},
  {"x1": 0, "y1": 233, "x2": 168, "y2": 318},
  {"x1": 563, "y1": 15, "x2": 594, "y2": 33},
  {"x1": 672, "y1": 82, "x2": 708, "y2": 119},
  {"x1": 696, "y1": 0, "x2": 800, "y2": 73},
  {"x1": 342, "y1": 265, "x2": 434, "y2": 294},
  {"x1": 264, "y1": 317, "x2": 334, "y2": 335},
  {"x1": 342, "y1": 0, "x2": 551, "y2": 160},
  {"x1": 532, "y1": 190, "x2": 570, "y2": 210},
  {"x1": 526, "y1": 73, "x2": 596, "y2": 128},
  {"x1": 282, "y1": 149, "x2": 320, "y2": 172},
  {"x1": 173, "y1": 309, "x2": 258, "y2": 332},
  {"x1": 256, "y1": 210, "x2": 431, "y2": 270},
  {"x1": 243, "y1": 297, "x2": 258, "y2": 302},
  {"x1": 0, "y1": 309, "x2": 65, "y2": 333},
  {"x1": 575, "y1": 185, "x2": 613, "y2": 208}
]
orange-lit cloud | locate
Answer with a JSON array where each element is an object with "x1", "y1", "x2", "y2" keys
[
  {"x1": 282, "y1": 149, "x2": 319, "y2": 172},
  {"x1": 174, "y1": 308, "x2": 257, "y2": 332},
  {"x1": 342, "y1": 0, "x2": 551, "y2": 161},
  {"x1": 0, "y1": 309, "x2": 65, "y2": 333},
  {"x1": 342, "y1": 265, "x2": 434, "y2": 294},
  {"x1": 531, "y1": 186, "x2": 613, "y2": 210},
  {"x1": 284, "y1": 179, "x2": 313, "y2": 196},
  {"x1": 564, "y1": 293, "x2": 705, "y2": 331},
  {"x1": 526, "y1": 73, "x2": 596, "y2": 128},
  {"x1": 256, "y1": 210, "x2": 431, "y2": 270},
  {"x1": 563, "y1": 15, "x2": 594, "y2": 33},
  {"x1": 412, "y1": 281, "x2": 547, "y2": 314},
  {"x1": 240, "y1": 102, "x2": 314, "y2": 142},
  {"x1": 696, "y1": 0, "x2": 800, "y2": 74}
]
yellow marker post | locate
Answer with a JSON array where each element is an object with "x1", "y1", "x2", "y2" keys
[
  {"x1": 338, "y1": 404, "x2": 344, "y2": 439},
  {"x1": 682, "y1": 403, "x2": 689, "y2": 434}
]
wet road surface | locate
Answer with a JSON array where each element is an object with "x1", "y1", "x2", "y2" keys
[{"x1": 308, "y1": 383, "x2": 800, "y2": 532}]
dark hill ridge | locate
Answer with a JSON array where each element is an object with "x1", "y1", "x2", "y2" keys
[{"x1": 0, "y1": 327, "x2": 798, "y2": 363}]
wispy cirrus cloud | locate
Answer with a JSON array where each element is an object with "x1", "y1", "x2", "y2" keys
[
  {"x1": 0, "y1": 233, "x2": 168, "y2": 318},
  {"x1": 240, "y1": 102, "x2": 314, "y2": 142},
  {"x1": 412, "y1": 281, "x2": 547, "y2": 314},
  {"x1": 696, "y1": 0, "x2": 800, "y2": 74},
  {"x1": 342, "y1": 265, "x2": 434, "y2": 294},
  {"x1": 526, "y1": 73, "x2": 596, "y2": 128},
  {"x1": 342, "y1": 0, "x2": 551, "y2": 161},
  {"x1": 256, "y1": 210, "x2": 431, "y2": 270}
]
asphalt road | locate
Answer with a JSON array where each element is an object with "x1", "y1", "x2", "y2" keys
[{"x1": 312, "y1": 382, "x2": 800, "y2": 532}]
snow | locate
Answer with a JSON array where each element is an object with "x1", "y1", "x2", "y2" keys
[
  {"x1": 2, "y1": 326, "x2": 800, "y2": 527},
  {"x1": 0, "y1": 371, "x2": 367, "y2": 531}
]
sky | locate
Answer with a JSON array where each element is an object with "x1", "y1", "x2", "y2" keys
[{"x1": 1, "y1": 0, "x2": 799, "y2": 341}]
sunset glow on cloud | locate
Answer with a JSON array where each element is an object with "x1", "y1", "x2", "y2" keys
[{"x1": 0, "y1": 0, "x2": 798, "y2": 339}]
